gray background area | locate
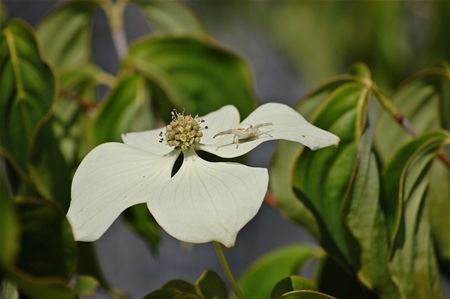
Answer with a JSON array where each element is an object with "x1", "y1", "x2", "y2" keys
[{"x1": 3, "y1": 1, "x2": 449, "y2": 298}]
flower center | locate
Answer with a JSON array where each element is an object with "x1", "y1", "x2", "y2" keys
[{"x1": 159, "y1": 110, "x2": 208, "y2": 151}]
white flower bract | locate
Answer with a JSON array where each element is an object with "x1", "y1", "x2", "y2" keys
[{"x1": 67, "y1": 102, "x2": 339, "y2": 247}]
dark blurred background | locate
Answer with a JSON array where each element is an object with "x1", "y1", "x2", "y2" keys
[{"x1": 2, "y1": 1, "x2": 449, "y2": 298}]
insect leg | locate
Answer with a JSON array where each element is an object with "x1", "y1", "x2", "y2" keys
[
  {"x1": 213, "y1": 129, "x2": 234, "y2": 138},
  {"x1": 254, "y1": 122, "x2": 273, "y2": 129}
]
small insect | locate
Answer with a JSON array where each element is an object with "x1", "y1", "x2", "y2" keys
[{"x1": 213, "y1": 122, "x2": 273, "y2": 148}]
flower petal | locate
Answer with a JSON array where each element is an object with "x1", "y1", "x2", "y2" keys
[
  {"x1": 199, "y1": 102, "x2": 340, "y2": 158},
  {"x1": 148, "y1": 151, "x2": 268, "y2": 247},
  {"x1": 122, "y1": 128, "x2": 173, "y2": 155},
  {"x1": 199, "y1": 105, "x2": 240, "y2": 146},
  {"x1": 67, "y1": 143, "x2": 178, "y2": 241}
]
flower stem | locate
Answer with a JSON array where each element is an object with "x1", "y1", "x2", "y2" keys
[{"x1": 213, "y1": 242, "x2": 244, "y2": 299}]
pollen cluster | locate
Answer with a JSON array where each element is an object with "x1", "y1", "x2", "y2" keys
[{"x1": 160, "y1": 110, "x2": 207, "y2": 151}]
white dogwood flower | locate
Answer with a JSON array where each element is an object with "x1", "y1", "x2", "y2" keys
[{"x1": 67, "y1": 102, "x2": 339, "y2": 247}]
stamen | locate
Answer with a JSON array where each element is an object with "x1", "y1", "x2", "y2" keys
[{"x1": 164, "y1": 110, "x2": 207, "y2": 151}]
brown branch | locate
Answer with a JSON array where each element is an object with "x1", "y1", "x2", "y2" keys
[
  {"x1": 264, "y1": 191, "x2": 277, "y2": 208},
  {"x1": 59, "y1": 89, "x2": 97, "y2": 112}
]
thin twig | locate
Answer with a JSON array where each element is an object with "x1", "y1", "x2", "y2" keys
[
  {"x1": 59, "y1": 89, "x2": 97, "y2": 112},
  {"x1": 372, "y1": 85, "x2": 450, "y2": 168}
]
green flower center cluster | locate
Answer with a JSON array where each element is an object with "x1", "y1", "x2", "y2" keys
[{"x1": 161, "y1": 111, "x2": 206, "y2": 151}]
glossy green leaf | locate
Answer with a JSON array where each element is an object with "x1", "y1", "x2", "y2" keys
[
  {"x1": 195, "y1": 270, "x2": 227, "y2": 299},
  {"x1": 292, "y1": 70, "x2": 401, "y2": 297},
  {"x1": 343, "y1": 131, "x2": 399, "y2": 298},
  {"x1": 131, "y1": 0, "x2": 205, "y2": 37},
  {"x1": 14, "y1": 200, "x2": 76, "y2": 280},
  {"x1": 270, "y1": 81, "x2": 337, "y2": 237},
  {"x1": 374, "y1": 65, "x2": 450, "y2": 279},
  {"x1": 125, "y1": 36, "x2": 257, "y2": 117},
  {"x1": 74, "y1": 275, "x2": 99, "y2": 297},
  {"x1": 315, "y1": 256, "x2": 369, "y2": 299},
  {"x1": 278, "y1": 290, "x2": 336, "y2": 299},
  {"x1": 0, "y1": 163, "x2": 18, "y2": 269},
  {"x1": 270, "y1": 276, "x2": 316, "y2": 299},
  {"x1": 123, "y1": 204, "x2": 161, "y2": 254},
  {"x1": 292, "y1": 82, "x2": 367, "y2": 267},
  {"x1": 7, "y1": 269, "x2": 76, "y2": 299},
  {"x1": 0, "y1": 20, "x2": 55, "y2": 170},
  {"x1": 163, "y1": 280, "x2": 197, "y2": 294},
  {"x1": 143, "y1": 288, "x2": 182, "y2": 299},
  {"x1": 29, "y1": 120, "x2": 72, "y2": 212},
  {"x1": 94, "y1": 73, "x2": 153, "y2": 145},
  {"x1": 239, "y1": 245, "x2": 321, "y2": 299},
  {"x1": 76, "y1": 242, "x2": 112, "y2": 293},
  {"x1": 382, "y1": 131, "x2": 449, "y2": 299},
  {"x1": 428, "y1": 157, "x2": 450, "y2": 276},
  {"x1": 37, "y1": 0, "x2": 99, "y2": 70}
]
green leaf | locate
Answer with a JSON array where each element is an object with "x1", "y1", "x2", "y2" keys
[
  {"x1": 7, "y1": 269, "x2": 76, "y2": 299},
  {"x1": 0, "y1": 20, "x2": 55, "y2": 170},
  {"x1": 125, "y1": 36, "x2": 257, "y2": 117},
  {"x1": 14, "y1": 199, "x2": 76, "y2": 280},
  {"x1": 278, "y1": 290, "x2": 336, "y2": 299},
  {"x1": 0, "y1": 166, "x2": 19, "y2": 269},
  {"x1": 270, "y1": 276, "x2": 316, "y2": 299},
  {"x1": 28, "y1": 120, "x2": 72, "y2": 211},
  {"x1": 292, "y1": 70, "x2": 401, "y2": 297},
  {"x1": 428, "y1": 157, "x2": 450, "y2": 276},
  {"x1": 74, "y1": 275, "x2": 99, "y2": 297},
  {"x1": 37, "y1": 0, "x2": 99, "y2": 70},
  {"x1": 292, "y1": 82, "x2": 368, "y2": 267},
  {"x1": 270, "y1": 80, "x2": 339, "y2": 237},
  {"x1": 76, "y1": 242, "x2": 112, "y2": 293},
  {"x1": 382, "y1": 131, "x2": 449, "y2": 299},
  {"x1": 142, "y1": 288, "x2": 182, "y2": 299},
  {"x1": 123, "y1": 204, "x2": 161, "y2": 254},
  {"x1": 131, "y1": 0, "x2": 205, "y2": 37},
  {"x1": 93, "y1": 73, "x2": 153, "y2": 145},
  {"x1": 374, "y1": 64, "x2": 450, "y2": 280},
  {"x1": 315, "y1": 256, "x2": 369, "y2": 299},
  {"x1": 343, "y1": 131, "x2": 399, "y2": 298},
  {"x1": 163, "y1": 280, "x2": 197, "y2": 294},
  {"x1": 195, "y1": 270, "x2": 227, "y2": 299},
  {"x1": 239, "y1": 245, "x2": 321, "y2": 299}
]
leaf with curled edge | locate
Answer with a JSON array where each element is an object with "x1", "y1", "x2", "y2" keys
[
  {"x1": 382, "y1": 131, "x2": 449, "y2": 299},
  {"x1": 291, "y1": 63, "x2": 400, "y2": 298},
  {"x1": 375, "y1": 64, "x2": 450, "y2": 278}
]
